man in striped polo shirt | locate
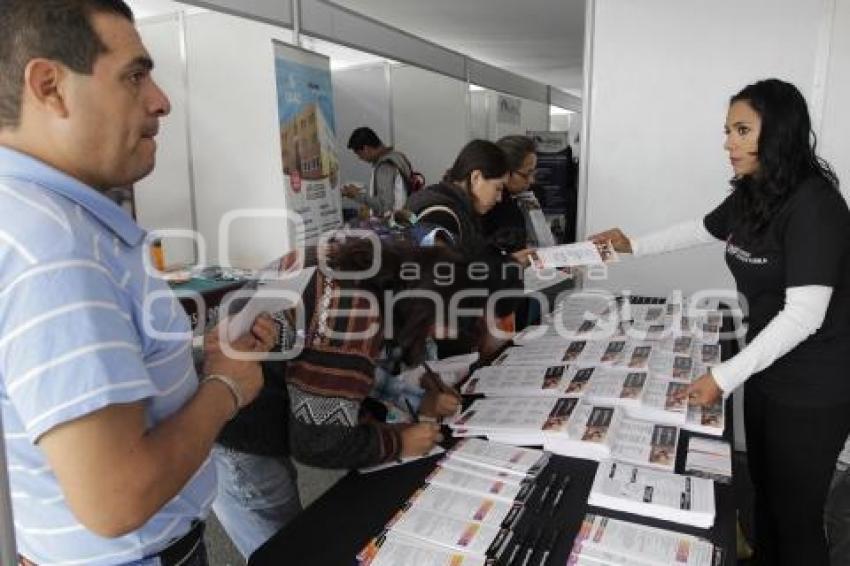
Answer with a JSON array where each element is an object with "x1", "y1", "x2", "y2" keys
[{"x1": 0, "y1": 1, "x2": 276, "y2": 564}]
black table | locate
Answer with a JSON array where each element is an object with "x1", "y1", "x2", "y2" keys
[{"x1": 250, "y1": 299, "x2": 740, "y2": 565}]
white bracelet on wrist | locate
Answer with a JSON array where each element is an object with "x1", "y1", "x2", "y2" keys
[{"x1": 202, "y1": 374, "x2": 243, "y2": 420}]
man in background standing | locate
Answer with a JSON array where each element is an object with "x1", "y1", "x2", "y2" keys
[{"x1": 342, "y1": 126, "x2": 419, "y2": 217}]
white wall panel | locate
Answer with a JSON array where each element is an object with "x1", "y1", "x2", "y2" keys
[
  {"x1": 820, "y1": 0, "x2": 850, "y2": 202},
  {"x1": 179, "y1": 0, "x2": 293, "y2": 27},
  {"x1": 136, "y1": 16, "x2": 195, "y2": 267},
  {"x1": 390, "y1": 65, "x2": 469, "y2": 186},
  {"x1": 584, "y1": 0, "x2": 824, "y2": 296},
  {"x1": 185, "y1": 12, "x2": 297, "y2": 268},
  {"x1": 331, "y1": 64, "x2": 392, "y2": 205}
]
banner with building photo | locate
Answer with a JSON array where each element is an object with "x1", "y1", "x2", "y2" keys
[{"x1": 273, "y1": 41, "x2": 341, "y2": 244}]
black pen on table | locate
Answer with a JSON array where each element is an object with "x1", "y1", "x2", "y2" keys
[
  {"x1": 536, "y1": 529, "x2": 558, "y2": 566},
  {"x1": 537, "y1": 473, "x2": 557, "y2": 508},
  {"x1": 518, "y1": 530, "x2": 543, "y2": 566},
  {"x1": 548, "y1": 474, "x2": 571, "y2": 515}
]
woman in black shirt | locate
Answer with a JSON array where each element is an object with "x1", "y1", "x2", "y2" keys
[{"x1": 594, "y1": 78, "x2": 850, "y2": 565}]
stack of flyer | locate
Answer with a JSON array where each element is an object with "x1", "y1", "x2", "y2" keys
[
  {"x1": 358, "y1": 440, "x2": 549, "y2": 565},
  {"x1": 463, "y1": 364, "x2": 600, "y2": 399},
  {"x1": 450, "y1": 397, "x2": 579, "y2": 446},
  {"x1": 583, "y1": 368, "x2": 649, "y2": 408},
  {"x1": 452, "y1": 398, "x2": 680, "y2": 470},
  {"x1": 587, "y1": 461, "x2": 716, "y2": 528},
  {"x1": 685, "y1": 399, "x2": 725, "y2": 437},
  {"x1": 568, "y1": 514, "x2": 723, "y2": 565}
]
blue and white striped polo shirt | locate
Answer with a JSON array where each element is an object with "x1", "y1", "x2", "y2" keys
[{"x1": 0, "y1": 146, "x2": 215, "y2": 565}]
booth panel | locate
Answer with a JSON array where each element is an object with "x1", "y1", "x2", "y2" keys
[
  {"x1": 185, "y1": 12, "x2": 297, "y2": 268},
  {"x1": 332, "y1": 64, "x2": 393, "y2": 204},
  {"x1": 136, "y1": 16, "x2": 196, "y2": 267},
  {"x1": 821, "y1": 0, "x2": 850, "y2": 203},
  {"x1": 584, "y1": 0, "x2": 822, "y2": 296},
  {"x1": 390, "y1": 65, "x2": 470, "y2": 187}
]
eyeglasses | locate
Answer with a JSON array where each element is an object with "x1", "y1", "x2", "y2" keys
[{"x1": 513, "y1": 169, "x2": 537, "y2": 181}]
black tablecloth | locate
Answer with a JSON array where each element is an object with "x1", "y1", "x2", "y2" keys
[{"x1": 249, "y1": 299, "x2": 740, "y2": 565}]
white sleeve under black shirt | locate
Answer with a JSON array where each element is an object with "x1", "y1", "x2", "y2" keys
[{"x1": 631, "y1": 178, "x2": 850, "y2": 404}]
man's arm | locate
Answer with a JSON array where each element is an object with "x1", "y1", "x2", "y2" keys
[
  {"x1": 36, "y1": 318, "x2": 275, "y2": 538},
  {"x1": 37, "y1": 384, "x2": 234, "y2": 538}
]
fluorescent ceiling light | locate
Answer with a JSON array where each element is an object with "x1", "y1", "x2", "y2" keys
[
  {"x1": 469, "y1": 84, "x2": 486, "y2": 92},
  {"x1": 550, "y1": 106, "x2": 574, "y2": 116}
]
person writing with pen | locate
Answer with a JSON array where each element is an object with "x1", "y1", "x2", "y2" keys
[{"x1": 591, "y1": 78, "x2": 850, "y2": 565}]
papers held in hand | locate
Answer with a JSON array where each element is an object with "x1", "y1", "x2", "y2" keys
[
  {"x1": 529, "y1": 240, "x2": 619, "y2": 270},
  {"x1": 225, "y1": 266, "x2": 315, "y2": 340}
]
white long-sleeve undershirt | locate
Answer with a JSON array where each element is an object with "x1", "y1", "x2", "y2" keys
[
  {"x1": 631, "y1": 219, "x2": 718, "y2": 257},
  {"x1": 630, "y1": 221, "x2": 833, "y2": 395}
]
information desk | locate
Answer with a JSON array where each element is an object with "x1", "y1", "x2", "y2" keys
[
  {"x1": 250, "y1": 422, "x2": 735, "y2": 566},
  {"x1": 250, "y1": 299, "x2": 739, "y2": 565}
]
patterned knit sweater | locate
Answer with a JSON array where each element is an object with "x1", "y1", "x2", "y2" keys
[{"x1": 217, "y1": 253, "x2": 403, "y2": 468}]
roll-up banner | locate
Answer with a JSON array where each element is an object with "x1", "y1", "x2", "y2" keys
[{"x1": 273, "y1": 41, "x2": 342, "y2": 244}]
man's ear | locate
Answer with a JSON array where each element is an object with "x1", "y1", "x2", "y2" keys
[{"x1": 23, "y1": 59, "x2": 70, "y2": 119}]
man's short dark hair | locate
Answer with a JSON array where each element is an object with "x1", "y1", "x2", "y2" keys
[
  {"x1": 0, "y1": 0, "x2": 134, "y2": 129},
  {"x1": 347, "y1": 127, "x2": 383, "y2": 152}
]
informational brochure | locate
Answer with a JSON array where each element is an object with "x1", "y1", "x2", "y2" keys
[
  {"x1": 447, "y1": 438, "x2": 548, "y2": 477},
  {"x1": 529, "y1": 241, "x2": 618, "y2": 269},
  {"x1": 629, "y1": 375, "x2": 690, "y2": 426},
  {"x1": 358, "y1": 534, "x2": 488, "y2": 566},
  {"x1": 610, "y1": 420, "x2": 679, "y2": 472},
  {"x1": 437, "y1": 458, "x2": 531, "y2": 487},
  {"x1": 569, "y1": 514, "x2": 722, "y2": 566},
  {"x1": 685, "y1": 399, "x2": 725, "y2": 437},
  {"x1": 424, "y1": 467, "x2": 528, "y2": 503},
  {"x1": 463, "y1": 365, "x2": 575, "y2": 398},
  {"x1": 649, "y1": 351, "x2": 695, "y2": 381},
  {"x1": 584, "y1": 368, "x2": 649, "y2": 408},
  {"x1": 405, "y1": 485, "x2": 515, "y2": 527},
  {"x1": 384, "y1": 506, "x2": 503, "y2": 557},
  {"x1": 588, "y1": 461, "x2": 715, "y2": 528}
]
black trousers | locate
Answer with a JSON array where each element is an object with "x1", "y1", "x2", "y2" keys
[{"x1": 744, "y1": 382, "x2": 850, "y2": 566}]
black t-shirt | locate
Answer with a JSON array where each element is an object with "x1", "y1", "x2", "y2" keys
[
  {"x1": 482, "y1": 196, "x2": 527, "y2": 253},
  {"x1": 704, "y1": 176, "x2": 850, "y2": 405}
]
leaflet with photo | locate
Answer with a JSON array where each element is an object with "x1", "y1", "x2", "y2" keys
[
  {"x1": 629, "y1": 375, "x2": 690, "y2": 425},
  {"x1": 685, "y1": 400, "x2": 725, "y2": 437},
  {"x1": 610, "y1": 420, "x2": 679, "y2": 472},
  {"x1": 463, "y1": 365, "x2": 575, "y2": 398},
  {"x1": 451, "y1": 397, "x2": 577, "y2": 437},
  {"x1": 584, "y1": 368, "x2": 649, "y2": 408},
  {"x1": 545, "y1": 404, "x2": 622, "y2": 461},
  {"x1": 588, "y1": 461, "x2": 716, "y2": 528},
  {"x1": 649, "y1": 351, "x2": 695, "y2": 380}
]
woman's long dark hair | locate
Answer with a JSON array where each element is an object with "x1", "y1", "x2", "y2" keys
[
  {"x1": 325, "y1": 238, "x2": 488, "y2": 364},
  {"x1": 730, "y1": 78, "x2": 839, "y2": 239}
]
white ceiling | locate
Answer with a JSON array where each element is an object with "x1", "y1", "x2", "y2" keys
[
  {"x1": 328, "y1": 0, "x2": 585, "y2": 95},
  {"x1": 126, "y1": 0, "x2": 586, "y2": 94}
]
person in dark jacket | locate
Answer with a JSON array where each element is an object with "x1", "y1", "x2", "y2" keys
[
  {"x1": 407, "y1": 139, "x2": 532, "y2": 354},
  {"x1": 482, "y1": 135, "x2": 537, "y2": 251}
]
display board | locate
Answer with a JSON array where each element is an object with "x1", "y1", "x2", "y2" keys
[
  {"x1": 530, "y1": 131, "x2": 576, "y2": 242},
  {"x1": 273, "y1": 41, "x2": 342, "y2": 244}
]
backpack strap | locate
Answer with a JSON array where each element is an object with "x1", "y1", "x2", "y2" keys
[{"x1": 416, "y1": 204, "x2": 463, "y2": 242}]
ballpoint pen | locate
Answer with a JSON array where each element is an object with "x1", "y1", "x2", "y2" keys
[
  {"x1": 537, "y1": 473, "x2": 557, "y2": 509},
  {"x1": 518, "y1": 530, "x2": 543, "y2": 566},
  {"x1": 422, "y1": 361, "x2": 460, "y2": 397},
  {"x1": 549, "y1": 474, "x2": 571, "y2": 515}
]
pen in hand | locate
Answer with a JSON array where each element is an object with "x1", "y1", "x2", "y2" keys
[
  {"x1": 404, "y1": 398, "x2": 419, "y2": 423},
  {"x1": 422, "y1": 362, "x2": 461, "y2": 399}
]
